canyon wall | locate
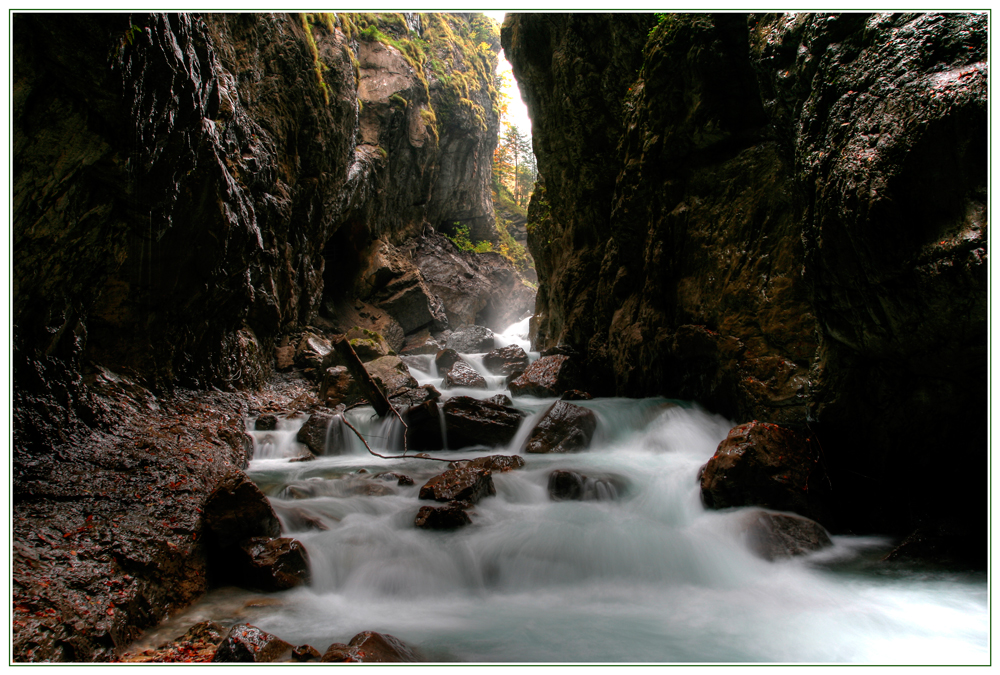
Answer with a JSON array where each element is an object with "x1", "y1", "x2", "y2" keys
[
  {"x1": 503, "y1": 13, "x2": 987, "y2": 533},
  {"x1": 12, "y1": 12, "x2": 522, "y2": 660}
]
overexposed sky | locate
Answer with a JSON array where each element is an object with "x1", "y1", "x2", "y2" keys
[{"x1": 483, "y1": 12, "x2": 532, "y2": 135}]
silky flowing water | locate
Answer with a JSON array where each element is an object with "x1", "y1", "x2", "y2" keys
[{"x1": 134, "y1": 318, "x2": 988, "y2": 663}]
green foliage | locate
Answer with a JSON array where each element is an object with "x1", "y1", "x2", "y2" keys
[
  {"x1": 300, "y1": 13, "x2": 331, "y2": 105},
  {"x1": 446, "y1": 223, "x2": 493, "y2": 253},
  {"x1": 390, "y1": 93, "x2": 408, "y2": 108}
]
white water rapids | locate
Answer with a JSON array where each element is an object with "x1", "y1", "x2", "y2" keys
[{"x1": 136, "y1": 318, "x2": 988, "y2": 663}]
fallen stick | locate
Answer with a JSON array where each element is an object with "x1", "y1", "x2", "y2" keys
[{"x1": 340, "y1": 415, "x2": 473, "y2": 464}]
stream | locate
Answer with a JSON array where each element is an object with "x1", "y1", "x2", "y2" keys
[{"x1": 131, "y1": 318, "x2": 988, "y2": 663}]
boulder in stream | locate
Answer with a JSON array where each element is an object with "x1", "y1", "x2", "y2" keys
[
  {"x1": 212, "y1": 623, "x2": 293, "y2": 662},
  {"x1": 319, "y1": 366, "x2": 364, "y2": 407},
  {"x1": 204, "y1": 472, "x2": 281, "y2": 549},
  {"x1": 254, "y1": 414, "x2": 278, "y2": 431},
  {"x1": 700, "y1": 421, "x2": 832, "y2": 525},
  {"x1": 296, "y1": 412, "x2": 344, "y2": 455},
  {"x1": 414, "y1": 502, "x2": 473, "y2": 530},
  {"x1": 232, "y1": 537, "x2": 311, "y2": 591},
  {"x1": 442, "y1": 360, "x2": 488, "y2": 389},
  {"x1": 738, "y1": 510, "x2": 832, "y2": 561},
  {"x1": 363, "y1": 355, "x2": 420, "y2": 397},
  {"x1": 482, "y1": 344, "x2": 530, "y2": 376},
  {"x1": 442, "y1": 396, "x2": 527, "y2": 448},
  {"x1": 321, "y1": 631, "x2": 416, "y2": 663},
  {"x1": 434, "y1": 348, "x2": 463, "y2": 374},
  {"x1": 419, "y1": 466, "x2": 496, "y2": 503},
  {"x1": 524, "y1": 400, "x2": 598, "y2": 454},
  {"x1": 446, "y1": 324, "x2": 495, "y2": 353},
  {"x1": 508, "y1": 354, "x2": 584, "y2": 398}
]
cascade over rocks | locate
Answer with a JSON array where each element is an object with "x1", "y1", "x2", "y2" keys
[{"x1": 504, "y1": 13, "x2": 986, "y2": 536}]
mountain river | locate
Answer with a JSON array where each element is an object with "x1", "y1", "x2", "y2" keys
[{"x1": 129, "y1": 318, "x2": 988, "y2": 664}]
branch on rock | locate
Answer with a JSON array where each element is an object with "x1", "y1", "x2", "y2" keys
[{"x1": 340, "y1": 415, "x2": 473, "y2": 464}]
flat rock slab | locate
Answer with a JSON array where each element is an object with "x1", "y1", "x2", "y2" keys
[
  {"x1": 419, "y1": 466, "x2": 496, "y2": 503},
  {"x1": 524, "y1": 400, "x2": 598, "y2": 454},
  {"x1": 449, "y1": 454, "x2": 526, "y2": 473}
]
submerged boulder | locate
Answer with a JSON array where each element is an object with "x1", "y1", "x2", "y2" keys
[
  {"x1": 414, "y1": 502, "x2": 473, "y2": 530},
  {"x1": 738, "y1": 510, "x2": 832, "y2": 561},
  {"x1": 508, "y1": 354, "x2": 584, "y2": 398},
  {"x1": 547, "y1": 469, "x2": 627, "y2": 501},
  {"x1": 524, "y1": 400, "x2": 598, "y2": 454},
  {"x1": 442, "y1": 396, "x2": 526, "y2": 448},
  {"x1": 700, "y1": 421, "x2": 831, "y2": 525}
]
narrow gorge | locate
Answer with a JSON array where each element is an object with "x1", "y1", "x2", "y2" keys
[{"x1": 11, "y1": 12, "x2": 987, "y2": 664}]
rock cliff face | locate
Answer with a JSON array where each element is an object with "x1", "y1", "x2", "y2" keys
[
  {"x1": 503, "y1": 13, "x2": 986, "y2": 533},
  {"x1": 13, "y1": 12, "x2": 527, "y2": 661}
]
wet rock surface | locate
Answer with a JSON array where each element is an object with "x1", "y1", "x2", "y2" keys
[
  {"x1": 230, "y1": 537, "x2": 310, "y2": 592},
  {"x1": 212, "y1": 623, "x2": 292, "y2": 662},
  {"x1": 446, "y1": 324, "x2": 496, "y2": 353},
  {"x1": 415, "y1": 503, "x2": 474, "y2": 530},
  {"x1": 508, "y1": 354, "x2": 584, "y2": 398},
  {"x1": 504, "y1": 12, "x2": 986, "y2": 537},
  {"x1": 442, "y1": 396, "x2": 527, "y2": 449},
  {"x1": 442, "y1": 360, "x2": 488, "y2": 390},
  {"x1": 449, "y1": 454, "x2": 526, "y2": 473},
  {"x1": 524, "y1": 401, "x2": 598, "y2": 454},
  {"x1": 419, "y1": 467, "x2": 496, "y2": 504},
  {"x1": 320, "y1": 631, "x2": 416, "y2": 663},
  {"x1": 700, "y1": 421, "x2": 832, "y2": 526},
  {"x1": 483, "y1": 345, "x2": 530, "y2": 376}
]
